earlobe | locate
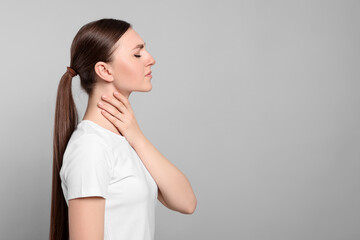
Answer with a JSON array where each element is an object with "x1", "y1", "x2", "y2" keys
[{"x1": 94, "y1": 62, "x2": 114, "y2": 82}]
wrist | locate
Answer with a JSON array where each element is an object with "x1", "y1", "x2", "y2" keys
[{"x1": 131, "y1": 134, "x2": 148, "y2": 150}]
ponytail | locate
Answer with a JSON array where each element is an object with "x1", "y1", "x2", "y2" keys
[{"x1": 49, "y1": 69, "x2": 78, "y2": 240}]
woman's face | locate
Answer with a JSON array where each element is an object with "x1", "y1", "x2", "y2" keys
[{"x1": 107, "y1": 28, "x2": 156, "y2": 93}]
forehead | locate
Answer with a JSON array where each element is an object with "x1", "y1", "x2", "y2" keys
[{"x1": 114, "y1": 28, "x2": 144, "y2": 53}]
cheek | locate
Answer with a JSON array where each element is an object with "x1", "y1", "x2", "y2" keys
[{"x1": 115, "y1": 59, "x2": 143, "y2": 84}]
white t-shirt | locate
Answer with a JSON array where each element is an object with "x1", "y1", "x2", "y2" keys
[{"x1": 59, "y1": 119, "x2": 158, "y2": 240}]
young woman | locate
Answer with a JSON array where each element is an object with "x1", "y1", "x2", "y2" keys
[{"x1": 50, "y1": 18, "x2": 197, "y2": 240}]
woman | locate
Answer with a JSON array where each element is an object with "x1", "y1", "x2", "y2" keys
[{"x1": 50, "y1": 18, "x2": 197, "y2": 240}]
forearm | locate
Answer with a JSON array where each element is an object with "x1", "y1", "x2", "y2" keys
[{"x1": 132, "y1": 135, "x2": 197, "y2": 214}]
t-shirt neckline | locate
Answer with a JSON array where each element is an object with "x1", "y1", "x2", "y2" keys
[{"x1": 80, "y1": 119, "x2": 126, "y2": 140}]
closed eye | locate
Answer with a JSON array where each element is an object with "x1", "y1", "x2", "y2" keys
[{"x1": 134, "y1": 54, "x2": 141, "y2": 58}]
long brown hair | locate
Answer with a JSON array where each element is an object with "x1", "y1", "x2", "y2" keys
[{"x1": 49, "y1": 18, "x2": 131, "y2": 240}]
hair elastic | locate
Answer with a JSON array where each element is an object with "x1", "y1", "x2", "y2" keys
[{"x1": 66, "y1": 66, "x2": 78, "y2": 77}]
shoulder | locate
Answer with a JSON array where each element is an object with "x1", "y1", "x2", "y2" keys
[
  {"x1": 67, "y1": 133, "x2": 111, "y2": 151},
  {"x1": 63, "y1": 133, "x2": 115, "y2": 168}
]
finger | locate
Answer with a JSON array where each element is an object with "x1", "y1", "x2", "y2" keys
[
  {"x1": 100, "y1": 108, "x2": 125, "y2": 131},
  {"x1": 97, "y1": 101, "x2": 125, "y2": 123},
  {"x1": 113, "y1": 91, "x2": 134, "y2": 113},
  {"x1": 101, "y1": 95, "x2": 128, "y2": 115}
]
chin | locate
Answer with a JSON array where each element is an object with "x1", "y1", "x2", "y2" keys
[
  {"x1": 145, "y1": 85, "x2": 152, "y2": 92},
  {"x1": 136, "y1": 84, "x2": 152, "y2": 92},
  {"x1": 145, "y1": 82, "x2": 152, "y2": 91}
]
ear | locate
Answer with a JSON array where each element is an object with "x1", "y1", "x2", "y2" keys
[{"x1": 94, "y1": 61, "x2": 114, "y2": 82}]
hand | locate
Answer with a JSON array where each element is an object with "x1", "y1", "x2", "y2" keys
[{"x1": 97, "y1": 91, "x2": 144, "y2": 146}]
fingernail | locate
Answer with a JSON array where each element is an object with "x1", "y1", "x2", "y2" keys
[
  {"x1": 114, "y1": 92, "x2": 119, "y2": 95},
  {"x1": 98, "y1": 102, "x2": 104, "y2": 106}
]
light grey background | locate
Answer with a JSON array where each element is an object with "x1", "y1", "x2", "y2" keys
[{"x1": 0, "y1": 0, "x2": 359, "y2": 239}]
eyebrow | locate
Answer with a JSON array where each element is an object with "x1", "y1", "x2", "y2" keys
[{"x1": 132, "y1": 42, "x2": 146, "y2": 50}]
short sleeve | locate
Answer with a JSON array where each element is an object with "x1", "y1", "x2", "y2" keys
[{"x1": 60, "y1": 134, "x2": 114, "y2": 201}]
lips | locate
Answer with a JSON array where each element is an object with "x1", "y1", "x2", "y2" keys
[{"x1": 145, "y1": 71, "x2": 152, "y2": 76}]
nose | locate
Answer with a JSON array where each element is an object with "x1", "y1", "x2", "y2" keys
[{"x1": 148, "y1": 55, "x2": 156, "y2": 66}]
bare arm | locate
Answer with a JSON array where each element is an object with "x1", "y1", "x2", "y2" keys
[
  {"x1": 133, "y1": 136, "x2": 197, "y2": 214},
  {"x1": 157, "y1": 187, "x2": 171, "y2": 209},
  {"x1": 68, "y1": 197, "x2": 106, "y2": 240}
]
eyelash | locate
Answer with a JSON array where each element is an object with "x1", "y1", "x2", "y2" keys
[{"x1": 134, "y1": 54, "x2": 141, "y2": 58}]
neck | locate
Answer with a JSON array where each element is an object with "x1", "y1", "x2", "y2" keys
[{"x1": 82, "y1": 85, "x2": 130, "y2": 137}]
